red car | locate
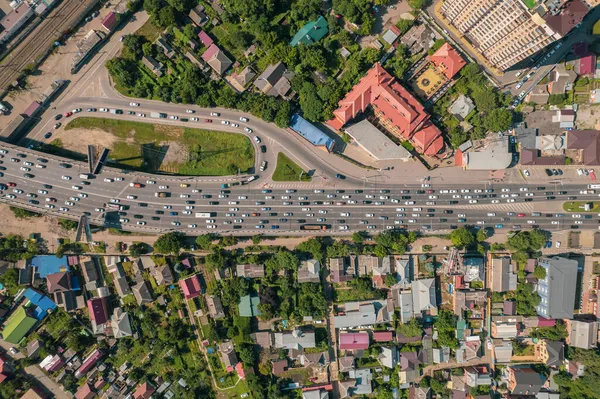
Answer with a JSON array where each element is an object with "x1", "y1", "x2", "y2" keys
[
  {"x1": 7, "y1": 182, "x2": 16, "y2": 187},
  {"x1": 47, "y1": 198, "x2": 57, "y2": 202},
  {"x1": 517, "y1": 213, "x2": 526, "y2": 217},
  {"x1": 63, "y1": 111, "x2": 73, "y2": 117},
  {"x1": 204, "y1": 119, "x2": 212, "y2": 123},
  {"x1": 427, "y1": 190, "x2": 434, "y2": 194}
]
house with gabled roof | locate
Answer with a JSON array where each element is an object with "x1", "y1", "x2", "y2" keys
[
  {"x1": 274, "y1": 329, "x2": 316, "y2": 350},
  {"x1": 299, "y1": 351, "x2": 329, "y2": 368},
  {"x1": 132, "y1": 280, "x2": 154, "y2": 305},
  {"x1": 179, "y1": 274, "x2": 203, "y2": 300},
  {"x1": 428, "y1": 43, "x2": 466, "y2": 79},
  {"x1": 141, "y1": 55, "x2": 164, "y2": 77},
  {"x1": 133, "y1": 381, "x2": 155, "y2": 399},
  {"x1": 338, "y1": 355, "x2": 355, "y2": 372},
  {"x1": 236, "y1": 264, "x2": 265, "y2": 278},
  {"x1": 411, "y1": 278, "x2": 437, "y2": 317},
  {"x1": 201, "y1": 44, "x2": 232, "y2": 76},
  {"x1": 219, "y1": 341, "x2": 238, "y2": 372},
  {"x1": 254, "y1": 62, "x2": 295, "y2": 99},
  {"x1": 152, "y1": 264, "x2": 174, "y2": 285},
  {"x1": 206, "y1": 295, "x2": 225, "y2": 319},
  {"x1": 339, "y1": 332, "x2": 370, "y2": 351},
  {"x1": 111, "y1": 307, "x2": 132, "y2": 338},
  {"x1": 298, "y1": 259, "x2": 321, "y2": 283},
  {"x1": 87, "y1": 296, "x2": 110, "y2": 335},
  {"x1": 330, "y1": 257, "x2": 355, "y2": 282},
  {"x1": 399, "y1": 352, "x2": 423, "y2": 383},
  {"x1": 378, "y1": 346, "x2": 398, "y2": 369},
  {"x1": 290, "y1": 15, "x2": 328, "y2": 46}
]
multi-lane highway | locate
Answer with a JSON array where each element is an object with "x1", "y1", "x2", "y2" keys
[{"x1": 0, "y1": 142, "x2": 597, "y2": 234}]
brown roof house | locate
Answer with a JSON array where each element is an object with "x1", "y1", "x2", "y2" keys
[
  {"x1": 525, "y1": 85, "x2": 549, "y2": 105},
  {"x1": 506, "y1": 366, "x2": 546, "y2": 395},
  {"x1": 46, "y1": 272, "x2": 77, "y2": 311},
  {"x1": 229, "y1": 65, "x2": 256, "y2": 92},
  {"x1": 490, "y1": 256, "x2": 517, "y2": 293},
  {"x1": 219, "y1": 341, "x2": 238, "y2": 372},
  {"x1": 399, "y1": 351, "x2": 422, "y2": 384},
  {"x1": 567, "y1": 130, "x2": 600, "y2": 165},
  {"x1": 329, "y1": 257, "x2": 356, "y2": 283},
  {"x1": 141, "y1": 55, "x2": 164, "y2": 77},
  {"x1": 548, "y1": 64, "x2": 577, "y2": 95},
  {"x1": 236, "y1": 264, "x2": 264, "y2": 278},
  {"x1": 205, "y1": 295, "x2": 225, "y2": 319},
  {"x1": 188, "y1": 5, "x2": 207, "y2": 26},
  {"x1": 254, "y1": 62, "x2": 295, "y2": 99}
]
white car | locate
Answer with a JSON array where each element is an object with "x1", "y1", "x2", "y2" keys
[
  {"x1": 506, "y1": 198, "x2": 515, "y2": 202},
  {"x1": 35, "y1": 164, "x2": 46, "y2": 169},
  {"x1": 572, "y1": 214, "x2": 582, "y2": 218},
  {"x1": 23, "y1": 161, "x2": 32, "y2": 166},
  {"x1": 169, "y1": 115, "x2": 178, "y2": 120},
  {"x1": 244, "y1": 127, "x2": 253, "y2": 133},
  {"x1": 556, "y1": 241, "x2": 561, "y2": 248},
  {"x1": 461, "y1": 189, "x2": 470, "y2": 193},
  {"x1": 180, "y1": 194, "x2": 190, "y2": 198},
  {"x1": 341, "y1": 212, "x2": 350, "y2": 217},
  {"x1": 185, "y1": 205, "x2": 194, "y2": 210},
  {"x1": 20, "y1": 167, "x2": 30, "y2": 172},
  {"x1": 163, "y1": 205, "x2": 172, "y2": 209},
  {"x1": 519, "y1": 188, "x2": 528, "y2": 191},
  {"x1": 159, "y1": 185, "x2": 168, "y2": 189},
  {"x1": 73, "y1": 108, "x2": 82, "y2": 113},
  {"x1": 578, "y1": 168, "x2": 584, "y2": 176},
  {"x1": 469, "y1": 199, "x2": 478, "y2": 204},
  {"x1": 126, "y1": 195, "x2": 137, "y2": 200},
  {"x1": 69, "y1": 197, "x2": 80, "y2": 202},
  {"x1": 229, "y1": 207, "x2": 239, "y2": 211},
  {"x1": 182, "y1": 211, "x2": 191, "y2": 215},
  {"x1": 366, "y1": 213, "x2": 374, "y2": 217},
  {"x1": 45, "y1": 204, "x2": 55, "y2": 209},
  {"x1": 62, "y1": 175, "x2": 71, "y2": 180},
  {"x1": 231, "y1": 123, "x2": 239, "y2": 128},
  {"x1": 525, "y1": 193, "x2": 534, "y2": 197},
  {"x1": 130, "y1": 102, "x2": 140, "y2": 107},
  {"x1": 428, "y1": 195, "x2": 437, "y2": 199},
  {"x1": 338, "y1": 225, "x2": 348, "y2": 230},
  {"x1": 551, "y1": 221, "x2": 559, "y2": 225},
  {"x1": 238, "y1": 195, "x2": 247, "y2": 200},
  {"x1": 95, "y1": 208, "x2": 104, "y2": 212},
  {"x1": 319, "y1": 210, "x2": 327, "y2": 214},
  {"x1": 301, "y1": 207, "x2": 311, "y2": 211},
  {"x1": 146, "y1": 180, "x2": 156, "y2": 184},
  {"x1": 6, "y1": 194, "x2": 15, "y2": 199},
  {"x1": 137, "y1": 221, "x2": 146, "y2": 225},
  {"x1": 210, "y1": 112, "x2": 220, "y2": 117},
  {"x1": 38, "y1": 190, "x2": 48, "y2": 194},
  {"x1": 207, "y1": 225, "x2": 216, "y2": 229},
  {"x1": 137, "y1": 113, "x2": 145, "y2": 117},
  {"x1": 221, "y1": 120, "x2": 230, "y2": 125},
  {"x1": 254, "y1": 136, "x2": 261, "y2": 143},
  {"x1": 501, "y1": 188, "x2": 510, "y2": 192},
  {"x1": 458, "y1": 214, "x2": 466, "y2": 218},
  {"x1": 59, "y1": 207, "x2": 68, "y2": 212},
  {"x1": 491, "y1": 199, "x2": 500, "y2": 203},
  {"x1": 99, "y1": 108, "x2": 108, "y2": 112},
  {"x1": 421, "y1": 183, "x2": 430, "y2": 188},
  {"x1": 487, "y1": 213, "x2": 496, "y2": 216},
  {"x1": 13, "y1": 189, "x2": 23, "y2": 194},
  {"x1": 188, "y1": 224, "x2": 197, "y2": 228},
  {"x1": 104, "y1": 178, "x2": 114, "y2": 182},
  {"x1": 190, "y1": 117, "x2": 199, "y2": 121},
  {"x1": 240, "y1": 117, "x2": 249, "y2": 122},
  {"x1": 186, "y1": 109, "x2": 195, "y2": 114},
  {"x1": 65, "y1": 201, "x2": 74, "y2": 206}
]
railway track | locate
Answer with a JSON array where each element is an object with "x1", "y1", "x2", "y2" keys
[{"x1": 0, "y1": 0, "x2": 97, "y2": 92}]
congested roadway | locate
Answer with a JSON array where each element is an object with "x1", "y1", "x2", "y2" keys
[{"x1": 0, "y1": 143, "x2": 598, "y2": 234}]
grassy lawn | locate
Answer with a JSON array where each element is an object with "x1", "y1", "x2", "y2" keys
[
  {"x1": 64, "y1": 117, "x2": 254, "y2": 176},
  {"x1": 521, "y1": 0, "x2": 536, "y2": 8},
  {"x1": 136, "y1": 19, "x2": 163, "y2": 42},
  {"x1": 272, "y1": 152, "x2": 311, "y2": 182},
  {"x1": 563, "y1": 201, "x2": 599, "y2": 212}
]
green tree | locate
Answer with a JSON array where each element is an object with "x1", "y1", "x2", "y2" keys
[
  {"x1": 384, "y1": 274, "x2": 397, "y2": 287},
  {"x1": 106, "y1": 57, "x2": 140, "y2": 88},
  {"x1": 122, "y1": 34, "x2": 145, "y2": 59},
  {"x1": 238, "y1": 343, "x2": 256, "y2": 366},
  {"x1": 298, "y1": 82, "x2": 324, "y2": 122},
  {"x1": 219, "y1": 236, "x2": 237, "y2": 247},
  {"x1": 58, "y1": 218, "x2": 78, "y2": 230},
  {"x1": 9, "y1": 206, "x2": 40, "y2": 219},
  {"x1": 409, "y1": 0, "x2": 429, "y2": 9},
  {"x1": 251, "y1": 234, "x2": 263, "y2": 245},
  {"x1": 352, "y1": 231, "x2": 365, "y2": 244},
  {"x1": 298, "y1": 283, "x2": 327, "y2": 317},
  {"x1": 450, "y1": 227, "x2": 475, "y2": 248},
  {"x1": 476, "y1": 228, "x2": 488, "y2": 242},
  {"x1": 533, "y1": 266, "x2": 546, "y2": 280},
  {"x1": 0, "y1": 269, "x2": 20, "y2": 295},
  {"x1": 397, "y1": 318, "x2": 422, "y2": 338},
  {"x1": 296, "y1": 237, "x2": 324, "y2": 262},
  {"x1": 434, "y1": 310, "x2": 459, "y2": 349},
  {"x1": 129, "y1": 242, "x2": 146, "y2": 257},
  {"x1": 484, "y1": 108, "x2": 513, "y2": 132},
  {"x1": 142, "y1": 42, "x2": 154, "y2": 57},
  {"x1": 154, "y1": 232, "x2": 184, "y2": 254},
  {"x1": 195, "y1": 233, "x2": 216, "y2": 250}
]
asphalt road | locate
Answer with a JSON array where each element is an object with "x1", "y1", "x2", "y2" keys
[{"x1": 0, "y1": 143, "x2": 597, "y2": 234}]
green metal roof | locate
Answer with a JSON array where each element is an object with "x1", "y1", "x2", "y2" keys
[
  {"x1": 238, "y1": 295, "x2": 261, "y2": 317},
  {"x1": 289, "y1": 16, "x2": 328, "y2": 46},
  {"x1": 2, "y1": 307, "x2": 37, "y2": 344}
]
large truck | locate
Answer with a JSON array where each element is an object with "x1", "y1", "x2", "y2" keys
[
  {"x1": 105, "y1": 203, "x2": 126, "y2": 210},
  {"x1": 109, "y1": 109, "x2": 123, "y2": 114},
  {"x1": 300, "y1": 224, "x2": 329, "y2": 231},
  {"x1": 151, "y1": 112, "x2": 167, "y2": 119},
  {"x1": 195, "y1": 212, "x2": 214, "y2": 218}
]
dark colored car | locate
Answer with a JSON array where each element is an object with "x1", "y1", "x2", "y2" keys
[
  {"x1": 335, "y1": 174, "x2": 345, "y2": 179},
  {"x1": 260, "y1": 145, "x2": 267, "y2": 153}
]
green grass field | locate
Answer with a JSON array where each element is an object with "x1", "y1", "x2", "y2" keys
[
  {"x1": 65, "y1": 117, "x2": 254, "y2": 176},
  {"x1": 521, "y1": 0, "x2": 536, "y2": 8},
  {"x1": 563, "y1": 201, "x2": 599, "y2": 212},
  {"x1": 271, "y1": 152, "x2": 311, "y2": 182}
]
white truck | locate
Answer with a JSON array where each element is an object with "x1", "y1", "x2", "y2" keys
[{"x1": 150, "y1": 112, "x2": 167, "y2": 119}]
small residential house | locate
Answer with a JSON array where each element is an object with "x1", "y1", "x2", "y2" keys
[
  {"x1": 506, "y1": 366, "x2": 546, "y2": 395},
  {"x1": 333, "y1": 300, "x2": 392, "y2": 329},
  {"x1": 75, "y1": 383, "x2": 95, "y2": 399},
  {"x1": 46, "y1": 271, "x2": 77, "y2": 311},
  {"x1": 372, "y1": 256, "x2": 392, "y2": 288},
  {"x1": 490, "y1": 256, "x2": 517, "y2": 292},
  {"x1": 379, "y1": 346, "x2": 398, "y2": 369},
  {"x1": 525, "y1": 85, "x2": 550, "y2": 105},
  {"x1": 254, "y1": 62, "x2": 295, "y2": 99},
  {"x1": 411, "y1": 278, "x2": 437, "y2": 317},
  {"x1": 132, "y1": 280, "x2": 154, "y2": 305},
  {"x1": 409, "y1": 386, "x2": 431, "y2": 399},
  {"x1": 179, "y1": 274, "x2": 203, "y2": 300},
  {"x1": 201, "y1": 44, "x2": 232, "y2": 76},
  {"x1": 236, "y1": 264, "x2": 265, "y2": 278},
  {"x1": 274, "y1": 329, "x2": 316, "y2": 350},
  {"x1": 449, "y1": 95, "x2": 475, "y2": 121},
  {"x1": 289, "y1": 16, "x2": 328, "y2": 46},
  {"x1": 152, "y1": 265, "x2": 174, "y2": 285},
  {"x1": 111, "y1": 307, "x2": 132, "y2": 338},
  {"x1": 400, "y1": 24, "x2": 437, "y2": 54},
  {"x1": 206, "y1": 295, "x2": 225, "y2": 319},
  {"x1": 567, "y1": 130, "x2": 600, "y2": 165},
  {"x1": 382, "y1": 25, "x2": 401, "y2": 46},
  {"x1": 548, "y1": 64, "x2": 577, "y2": 94},
  {"x1": 399, "y1": 352, "x2": 422, "y2": 384},
  {"x1": 219, "y1": 341, "x2": 238, "y2": 372},
  {"x1": 188, "y1": 5, "x2": 207, "y2": 26},
  {"x1": 133, "y1": 381, "x2": 155, "y2": 399},
  {"x1": 537, "y1": 340, "x2": 565, "y2": 368},
  {"x1": 566, "y1": 319, "x2": 599, "y2": 349},
  {"x1": 330, "y1": 257, "x2": 355, "y2": 282},
  {"x1": 339, "y1": 332, "x2": 370, "y2": 351},
  {"x1": 298, "y1": 259, "x2": 321, "y2": 283},
  {"x1": 156, "y1": 36, "x2": 175, "y2": 58},
  {"x1": 141, "y1": 55, "x2": 164, "y2": 77},
  {"x1": 87, "y1": 296, "x2": 110, "y2": 335}
]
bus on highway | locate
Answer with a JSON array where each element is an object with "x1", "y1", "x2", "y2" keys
[
  {"x1": 195, "y1": 212, "x2": 214, "y2": 218},
  {"x1": 588, "y1": 184, "x2": 600, "y2": 189}
]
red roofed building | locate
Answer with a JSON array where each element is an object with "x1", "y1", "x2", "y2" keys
[
  {"x1": 327, "y1": 64, "x2": 444, "y2": 156},
  {"x1": 537, "y1": 317, "x2": 556, "y2": 327},
  {"x1": 0, "y1": 373, "x2": 7, "y2": 384},
  {"x1": 75, "y1": 382, "x2": 95, "y2": 399},
  {"x1": 101, "y1": 12, "x2": 117, "y2": 32},
  {"x1": 339, "y1": 332, "x2": 370, "y2": 350},
  {"x1": 372, "y1": 331, "x2": 393, "y2": 342},
  {"x1": 235, "y1": 362, "x2": 246, "y2": 379},
  {"x1": 179, "y1": 274, "x2": 203, "y2": 299},
  {"x1": 133, "y1": 382, "x2": 155, "y2": 399},
  {"x1": 576, "y1": 54, "x2": 596, "y2": 76},
  {"x1": 429, "y1": 43, "x2": 466, "y2": 79},
  {"x1": 198, "y1": 31, "x2": 213, "y2": 47},
  {"x1": 87, "y1": 298, "x2": 109, "y2": 325},
  {"x1": 75, "y1": 349, "x2": 104, "y2": 379}
]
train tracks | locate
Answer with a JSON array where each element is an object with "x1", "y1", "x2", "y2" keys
[{"x1": 0, "y1": 0, "x2": 98, "y2": 93}]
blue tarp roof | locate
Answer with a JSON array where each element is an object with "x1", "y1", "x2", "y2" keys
[
  {"x1": 289, "y1": 114, "x2": 335, "y2": 151},
  {"x1": 24, "y1": 288, "x2": 57, "y2": 320},
  {"x1": 31, "y1": 256, "x2": 69, "y2": 278}
]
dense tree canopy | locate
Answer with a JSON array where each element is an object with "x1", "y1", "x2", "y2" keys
[
  {"x1": 154, "y1": 232, "x2": 184, "y2": 254},
  {"x1": 450, "y1": 227, "x2": 475, "y2": 248}
]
